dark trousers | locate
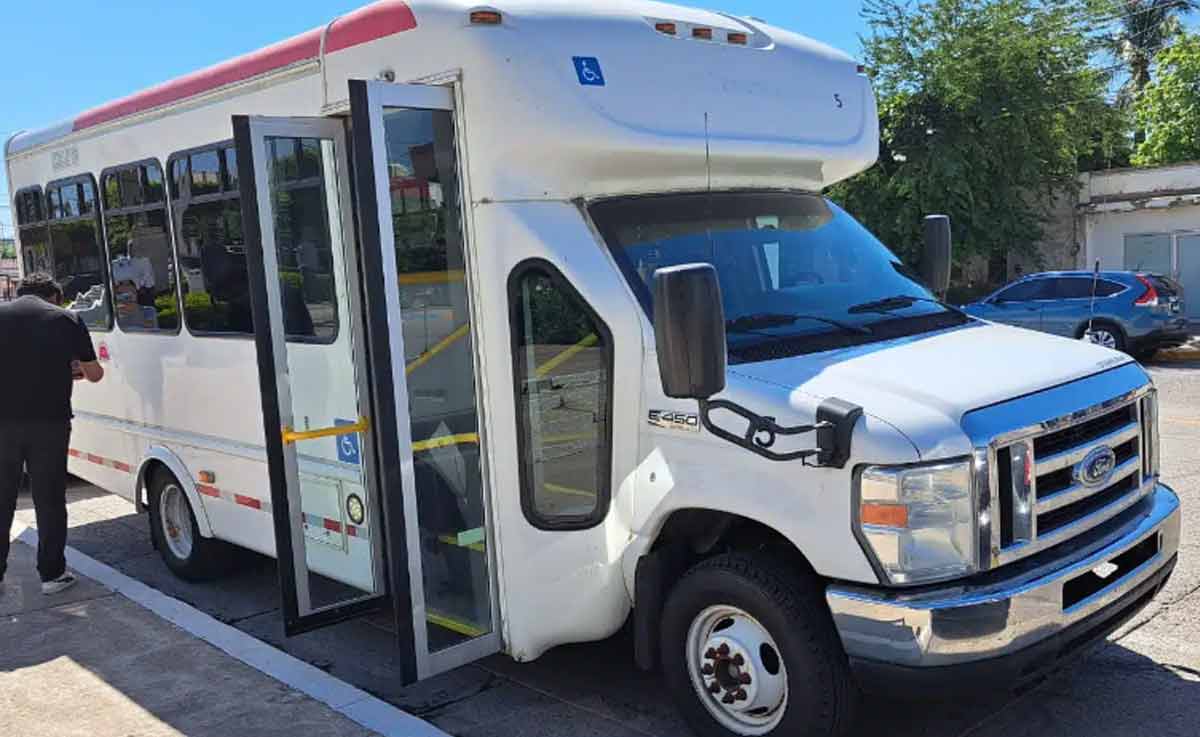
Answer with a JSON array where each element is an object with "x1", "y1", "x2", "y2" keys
[{"x1": 0, "y1": 421, "x2": 71, "y2": 582}]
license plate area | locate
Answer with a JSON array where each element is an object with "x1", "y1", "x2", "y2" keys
[{"x1": 1062, "y1": 533, "x2": 1160, "y2": 611}]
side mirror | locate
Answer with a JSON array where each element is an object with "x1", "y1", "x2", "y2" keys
[
  {"x1": 921, "y1": 215, "x2": 953, "y2": 298},
  {"x1": 653, "y1": 264, "x2": 727, "y2": 400}
]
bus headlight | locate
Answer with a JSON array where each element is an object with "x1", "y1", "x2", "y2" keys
[{"x1": 855, "y1": 460, "x2": 978, "y2": 585}]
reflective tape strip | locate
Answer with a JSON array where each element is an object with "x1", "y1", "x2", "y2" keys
[
  {"x1": 68, "y1": 449, "x2": 133, "y2": 474},
  {"x1": 302, "y1": 512, "x2": 366, "y2": 540}
]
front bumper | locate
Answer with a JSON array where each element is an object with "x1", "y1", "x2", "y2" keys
[{"x1": 826, "y1": 484, "x2": 1180, "y2": 693}]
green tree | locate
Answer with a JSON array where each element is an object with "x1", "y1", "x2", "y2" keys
[
  {"x1": 831, "y1": 0, "x2": 1127, "y2": 284},
  {"x1": 1107, "y1": 1, "x2": 1198, "y2": 101},
  {"x1": 1132, "y1": 34, "x2": 1200, "y2": 164}
]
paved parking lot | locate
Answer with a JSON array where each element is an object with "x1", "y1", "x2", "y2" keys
[{"x1": 7, "y1": 355, "x2": 1200, "y2": 737}]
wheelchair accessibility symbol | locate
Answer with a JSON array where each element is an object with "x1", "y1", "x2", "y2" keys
[
  {"x1": 335, "y1": 419, "x2": 362, "y2": 466},
  {"x1": 573, "y1": 57, "x2": 606, "y2": 87}
]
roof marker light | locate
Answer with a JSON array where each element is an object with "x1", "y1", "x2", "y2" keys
[
  {"x1": 727, "y1": 32, "x2": 748, "y2": 45},
  {"x1": 692, "y1": 27, "x2": 713, "y2": 40},
  {"x1": 655, "y1": 22, "x2": 677, "y2": 35},
  {"x1": 469, "y1": 10, "x2": 502, "y2": 25}
]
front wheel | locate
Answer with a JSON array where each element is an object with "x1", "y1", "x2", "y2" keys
[
  {"x1": 661, "y1": 554, "x2": 856, "y2": 737},
  {"x1": 148, "y1": 470, "x2": 235, "y2": 581}
]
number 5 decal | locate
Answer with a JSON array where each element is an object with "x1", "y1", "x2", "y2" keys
[{"x1": 834, "y1": 93, "x2": 844, "y2": 109}]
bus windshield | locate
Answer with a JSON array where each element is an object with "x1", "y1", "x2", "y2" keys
[{"x1": 590, "y1": 192, "x2": 968, "y2": 363}]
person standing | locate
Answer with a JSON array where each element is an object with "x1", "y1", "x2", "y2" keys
[{"x1": 0, "y1": 273, "x2": 104, "y2": 594}]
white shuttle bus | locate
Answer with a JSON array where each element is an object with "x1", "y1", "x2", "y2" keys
[{"x1": 5, "y1": 2, "x2": 1181, "y2": 735}]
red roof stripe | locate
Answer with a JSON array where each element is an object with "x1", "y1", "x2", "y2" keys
[{"x1": 73, "y1": 1, "x2": 416, "y2": 133}]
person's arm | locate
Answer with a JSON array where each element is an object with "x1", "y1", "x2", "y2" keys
[{"x1": 72, "y1": 317, "x2": 104, "y2": 383}]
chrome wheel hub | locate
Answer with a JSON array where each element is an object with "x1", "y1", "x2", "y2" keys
[
  {"x1": 1085, "y1": 329, "x2": 1118, "y2": 349},
  {"x1": 686, "y1": 606, "x2": 787, "y2": 735},
  {"x1": 160, "y1": 484, "x2": 194, "y2": 561}
]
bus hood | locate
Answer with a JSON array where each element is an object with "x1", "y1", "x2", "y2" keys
[{"x1": 727, "y1": 321, "x2": 1140, "y2": 460}]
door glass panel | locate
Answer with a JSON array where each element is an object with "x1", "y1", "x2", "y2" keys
[
  {"x1": 1124, "y1": 234, "x2": 1172, "y2": 274},
  {"x1": 263, "y1": 134, "x2": 380, "y2": 611},
  {"x1": 382, "y1": 108, "x2": 492, "y2": 650},
  {"x1": 1178, "y1": 235, "x2": 1200, "y2": 321}
]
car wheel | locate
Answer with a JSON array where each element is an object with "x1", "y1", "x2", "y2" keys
[
  {"x1": 1080, "y1": 321, "x2": 1126, "y2": 353},
  {"x1": 661, "y1": 554, "x2": 856, "y2": 737},
  {"x1": 148, "y1": 469, "x2": 235, "y2": 581}
]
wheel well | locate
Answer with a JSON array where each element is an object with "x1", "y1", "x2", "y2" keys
[
  {"x1": 633, "y1": 509, "x2": 816, "y2": 670},
  {"x1": 136, "y1": 460, "x2": 174, "y2": 511}
]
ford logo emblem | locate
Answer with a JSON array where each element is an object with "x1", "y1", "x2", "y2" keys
[{"x1": 1075, "y1": 446, "x2": 1118, "y2": 488}]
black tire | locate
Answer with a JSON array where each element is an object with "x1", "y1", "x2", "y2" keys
[
  {"x1": 661, "y1": 554, "x2": 857, "y2": 737},
  {"x1": 148, "y1": 469, "x2": 235, "y2": 581},
  {"x1": 1079, "y1": 320, "x2": 1126, "y2": 353}
]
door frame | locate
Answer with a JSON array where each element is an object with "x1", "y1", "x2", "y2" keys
[
  {"x1": 233, "y1": 115, "x2": 399, "y2": 640},
  {"x1": 348, "y1": 78, "x2": 503, "y2": 679}
]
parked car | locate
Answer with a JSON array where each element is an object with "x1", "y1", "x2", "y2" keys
[{"x1": 963, "y1": 270, "x2": 1189, "y2": 358}]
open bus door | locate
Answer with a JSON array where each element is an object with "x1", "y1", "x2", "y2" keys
[{"x1": 233, "y1": 80, "x2": 500, "y2": 683}]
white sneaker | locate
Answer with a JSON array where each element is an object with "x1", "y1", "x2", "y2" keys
[{"x1": 41, "y1": 573, "x2": 78, "y2": 595}]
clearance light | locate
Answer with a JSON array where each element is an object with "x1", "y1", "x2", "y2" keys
[
  {"x1": 198, "y1": 471, "x2": 216, "y2": 484},
  {"x1": 655, "y1": 22, "x2": 677, "y2": 35},
  {"x1": 469, "y1": 10, "x2": 502, "y2": 25},
  {"x1": 692, "y1": 27, "x2": 713, "y2": 40},
  {"x1": 727, "y1": 32, "x2": 748, "y2": 45}
]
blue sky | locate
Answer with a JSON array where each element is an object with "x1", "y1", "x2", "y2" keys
[{"x1": 0, "y1": 1, "x2": 866, "y2": 231}]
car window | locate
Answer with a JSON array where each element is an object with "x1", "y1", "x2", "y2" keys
[
  {"x1": 1054, "y1": 278, "x2": 1096, "y2": 299},
  {"x1": 994, "y1": 279, "x2": 1053, "y2": 302},
  {"x1": 1095, "y1": 280, "x2": 1126, "y2": 298}
]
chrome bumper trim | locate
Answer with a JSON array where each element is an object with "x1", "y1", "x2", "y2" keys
[{"x1": 827, "y1": 484, "x2": 1180, "y2": 669}]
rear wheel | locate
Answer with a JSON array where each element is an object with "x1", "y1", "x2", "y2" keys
[
  {"x1": 1080, "y1": 321, "x2": 1126, "y2": 352},
  {"x1": 662, "y1": 554, "x2": 856, "y2": 737},
  {"x1": 148, "y1": 470, "x2": 235, "y2": 581}
]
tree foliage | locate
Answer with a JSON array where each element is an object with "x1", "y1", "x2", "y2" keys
[
  {"x1": 1106, "y1": 0, "x2": 1198, "y2": 103},
  {"x1": 1132, "y1": 33, "x2": 1200, "y2": 164},
  {"x1": 830, "y1": 0, "x2": 1128, "y2": 277}
]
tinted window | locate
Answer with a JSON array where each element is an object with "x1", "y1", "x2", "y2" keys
[
  {"x1": 1095, "y1": 280, "x2": 1126, "y2": 298},
  {"x1": 995, "y1": 279, "x2": 1053, "y2": 302},
  {"x1": 170, "y1": 144, "x2": 252, "y2": 335},
  {"x1": 102, "y1": 161, "x2": 180, "y2": 332},
  {"x1": 1054, "y1": 278, "x2": 1095, "y2": 299},
  {"x1": 15, "y1": 188, "x2": 52, "y2": 278},
  {"x1": 265, "y1": 137, "x2": 339, "y2": 342},
  {"x1": 1147, "y1": 275, "x2": 1180, "y2": 298},
  {"x1": 510, "y1": 263, "x2": 612, "y2": 529},
  {"x1": 49, "y1": 177, "x2": 112, "y2": 330}
]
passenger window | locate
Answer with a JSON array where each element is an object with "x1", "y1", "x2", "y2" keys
[
  {"x1": 995, "y1": 279, "x2": 1052, "y2": 302},
  {"x1": 265, "y1": 136, "x2": 339, "y2": 342},
  {"x1": 102, "y1": 161, "x2": 181, "y2": 333},
  {"x1": 1054, "y1": 278, "x2": 1095, "y2": 300},
  {"x1": 1095, "y1": 280, "x2": 1125, "y2": 298},
  {"x1": 48, "y1": 176, "x2": 113, "y2": 330},
  {"x1": 169, "y1": 144, "x2": 253, "y2": 336},
  {"x1": 509, "y1": 263, "x2": 613, "y2": 529},
  {"x1": 15, "y1": 187, "x2": 52, "y2": 278}
]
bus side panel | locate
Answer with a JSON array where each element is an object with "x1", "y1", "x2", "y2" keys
[{"x1": 67, "y1": 416, "x2": 140, "y2": 503}]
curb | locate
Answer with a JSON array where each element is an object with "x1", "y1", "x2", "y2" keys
[{"x1": 10, "y1": 523, "x2": 450, "y2": 737}]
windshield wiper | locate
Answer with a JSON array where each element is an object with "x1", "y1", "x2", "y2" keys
[
  {"x1": 847, "y1": 294, "x2": 965, "y2": 316},
  {"x1": 727, "y1": 312, "x2": 873, "y2": 336}
]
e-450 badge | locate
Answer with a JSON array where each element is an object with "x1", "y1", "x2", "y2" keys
[{"x1": 648, "y1": 410, "x2": 700, "y2": 433}]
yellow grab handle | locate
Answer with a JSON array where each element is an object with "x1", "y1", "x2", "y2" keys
[{"x1": 282, "y1": 418, "x2": 370, "y2": 445}]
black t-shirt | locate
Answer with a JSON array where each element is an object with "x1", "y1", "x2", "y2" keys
[{"x1": 0, "y1": 295, "x2": 98, "y2": 421}]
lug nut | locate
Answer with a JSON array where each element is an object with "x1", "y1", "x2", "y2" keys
[
  {"x1": 731, "y1": 654, "x2": 744, "y2": 666},
  {"x1": 717, "y1": 644, "x2": 730, "y2": 656},
  {"x1": 739, "y1": 673, "x2": 752, "y2": 685},
  {"x1": 705, "y1": 648, "x2": 717, "y2": 660},
  {"x1": 701, "y1": 664, "x2": 714, "y2": 676},
  {"x1": 735, "y1": 689, "x2": 748, "y2": 701},
  {"x1": 722, "y1": 693, "x2": 736, "y2": 704},
  {"x1": 708, "y1": 681, "x2": 722, "y2": 694}
]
